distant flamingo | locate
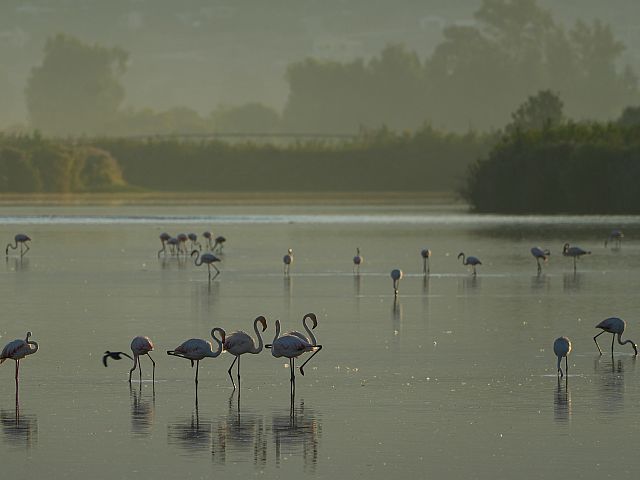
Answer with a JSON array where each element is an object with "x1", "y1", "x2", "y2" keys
[
  {"x1": 188, "y1": 233, "x2": 201, "y2": 252},
  {"x1": 562, "y1": 243, "x2": 590, "y2": 272},
  {"x1": 191, "y1": 249, "x2": 221, "y2": 280},
  {"x1": 353, "y1": 248, "x2": 363, "y2": 273},
  {"x1": 166, "y1": 237, "x2": 179, "y2": 256},
  {"x1": 158, "y1": 232, "x2": 171, "y2": 257},
  {"x1": 223, "y1": 316, "x2": 267, "y2": 390},
  {"x1": 604, "y1": 229, "x2": 623, "y2": 248},
  {"x1": 594, "y1": 317, "x2": 638, "y2": 356},
  {"x1": 283, "y1": 248, "x2": 294, "y2": 275},
  {"x1": 531, "y1": 247, "x2": 550, "y2": 274},
  {"x1": 177, "y1": 233, "x2": 188, "y2": 255},
  {"x1": 103, "y1": 336, "x2": 155, "y2": 383},
  {"x1": 6, "y1": 234, "x2": 30, "y2": 257},
  {"x1": 203, "y1": 231, "x2": 213, "y2": 250},
  {"x1": 458, "y1": 252, "x2": 481, "y2": 275},
  {"x1": 167, "y1": 328, "x2": 226, "y2": 384},
  {"x1": 421, "y1": 248, "x2": 431, "y2": 274},
  {"x1": 1, "y1": 332, "x2": 38, "y2": 390},
  {"x1": 213, "y1": 236, "x2": 226, "y2": 253},
  {"x1": 553, "y1": 336, "x2": 572, "y2": 378},
  {"x1": 390, "y1": 269, "x2": 403, "y2": 295}
]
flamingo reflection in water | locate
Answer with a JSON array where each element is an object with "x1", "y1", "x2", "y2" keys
[
  {"x1": 272, "y1": 400, "x2": 321, "y2": 471},
  {"x1": 167, "y1": 405, "x2": 212, "y2": 454},
  {"x1": 130, "y1": 383, "x2": 155, "y2": 436},
  {"x1": 0, "y1": 407, "x2": 38, "y2": 449}
]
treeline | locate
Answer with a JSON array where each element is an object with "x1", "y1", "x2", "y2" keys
[{"x1": 461, "y1": 122, "x2": 640, "y2": 213}]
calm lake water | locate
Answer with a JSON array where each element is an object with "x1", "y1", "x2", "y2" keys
[{"x1": 2, "y1": 203, "x2": 640, "y2": 479}]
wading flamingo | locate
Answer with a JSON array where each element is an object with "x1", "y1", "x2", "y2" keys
[
  {"x1": 604, "y1": 229, "x2": 623, "y2": 248},
  {"x1": 6, "y1": 234, "x2": 30, "y2": 257},
  {"x1": 213, "y1": 236, "x2": 226, "y2": 253},
  {"x1": 421, "y1": 248, "x2": 431, "y2": 275},
  {"x1": 553, "y1": 336, "x2": 572, "y2": 378},
  {"x1": 158, "y1": 232, "x2": 171, "y2": 257},
  {"x1": 562, "y1": 243, "x2": 590, "y2": 272},
  {"x1": 177, "y1": 233, "x2": 189, "y2": 255},
  {"x1": 353, "y1": 248, "x2": 363, "y2": 273},
  {"x1": 103, "y1": 336, "x2": 155, "y2": 383},
  {"x1": 285, "y1": 313, "x2": 322, "y2": 375},
  {"x1": 167, "y1": 328, "x2": 226, "y2": 384},
  {"x1": 203, "y1": 231, "x2": 213, "y2": 250},
  {"x1": 283, "y1": 248, "x2": 294, "y2": 275},
  {"x1": 1, "y1": 332, "x2": 38, "y2": 390},
  {"x1": 191, "y1": 250, "x2": 221, "y2": 280},
  {"x1": 223, "y1": 316, "x2": 267, "y2": 390},
  {"x1": 391, "y1": 269, "x2": 403, "y2": 295},
  {"x1": 166, "y1": 237, "x2": 179, "y2": 256},
  {"x1": 458, "y1": 252, "x2": 481, "y2": 276},
  {"x1": 531, "y1": 247, "x2": 550, "y2": 274},
  {"x1": 188, "y1": 233, "x2": 201, "y2": 252},
  {"x1": 594, "y1": 317, "x2": 638, "y2": 356}
]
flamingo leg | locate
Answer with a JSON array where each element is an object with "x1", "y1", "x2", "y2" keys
[
  {"x1": 228, "y1": 356, "x2": 238, "y2": 390},
  {"x1": 472, "y1": 265, "x2": 477, "y2": 276},
  {"x1": 15, "y1": 359, "x2": 19, "y2": 389},
  {"x1": 236, "y1": 355, "x2": 241, "y2": 391},
  {"x1": 299, "y1": 345, "x2": 323, "y2": 376},
  {"x1": 195, "y1": 360, "x2": 200, "y2": 384},
  {"x1": 594, "y1": 330, "x2": 604, "y2": 355},
  {"x1": 290, "y1": 358, "x2": 296, "y2": 397},
  {"x1": 147, "y1": 353, "x2": 155, "y2": 384},
  {"x1": 423, "y1": 258, "x2": 427, "y2": 274},
  {"x1": 573, "y1": 256, "x2": 577, "y2": 272},
  {"x1": 611, "y1": 333, "x2": 615, "y2": 355},
  {"x1": 565, "y1": 356, "x2": 568, "y2": 376},
  {"x1": 537, "y1": 258, "x2": 542, "y2": 274},
  {"x1": 138, "y1": 354, "x2": 143, "y2": 382},
  {"x1": 129, "y1": 355, "x2": 138, "y2": 383}
]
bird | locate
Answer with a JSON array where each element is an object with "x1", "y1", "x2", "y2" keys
[
  {"x1": 353, "y1": 248, "x2": 363, "y2": 273},
  {"x1": 203, "y1": 231, "x2": 213, "y2": 250},
  {"x1": 562, "y1": 243, "x2": 590, "y2": 272},
  {"x1": 604, "y1": 229, "x2": 623, "y2": 248},
  {"x1": 177, "y1": 233, "x2": 189, "y2": 255},
  {"x1": 103, "y1": 336, "x2": 155, "y2": 383},
  {"x1": 191, "y1": 249, "x2": 221, "y2": 280},
  {"x1": 283, "y1": 248, "x2": 294, "y2": 275},
  {"x1": 531, "y1": 247, "x2": 550, "y2": 274},
  {"x1": 421, "y1": 248, "x2": 431, "y2": 275},
  {"x1": 594, "y1": 317, "x2": 638, "y2": 356},
  {"x1": 553, "y1": 336, "x2": 572, "y2": 378},
  {"x1": 213, "y1": 235, "x2": 226, "y2": 253},
  {"x1": 285, "y1": 313, "x2": 322, "y2": 375},
  {"x1": 167, "y1": 328, "x2": 226, "y2": 384},
  {"x1": 188, "y1": 233, "x2": 201, "y2": 252},
  {"x1": 390, "y1": 269, "x2": 403, "y2": 296},
  {"x1": 157, "y1": 232, "x2": 171, "y2": 258},
  {"x1": 223, "y1": 316, "x2": 268, "y2": 390},
  {"x1": 1, "y1": 332, "x2": 38, "y2": 389},
  {"x1": 6, "y1": 234, "x2": 31, "y2": 257},
  {"x1": 458, "y1": 252, "x2": 481, "y2": 276},
  {"x1": 266, "y1": 320, "x2": 321, "y2": 396},
  {"x1": 166, "y1": 237, "x2": 179, "y2": 256}
]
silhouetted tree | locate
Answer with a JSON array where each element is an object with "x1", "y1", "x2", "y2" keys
[
  {"x1": 506, "y1": 90, "x2": 564, "y2": 133},
  {"x1": 618, "y1": 106, "x2": 640, "y2": 126}
]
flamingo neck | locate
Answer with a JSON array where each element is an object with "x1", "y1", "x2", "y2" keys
[
  {"x1": 192, "y1": 252, "x2": 202, "y2": 266},
  {"x1": 252, "y1": 318, "x2": 265, "y2": 354},
  {"x1": 27, "y1": 340, "x2": 39, "y2": 355},
  {"x1": 303, "y1": 315, "x2": 317, "y2": 346},
  {"x1": 617, "y1": 334, "x2": 638, "y2": 353},
  {"x1": 210, "y1": 328, "x2": 225, "y2": 357},
  {"x1": 272, "y1": 321, "x2": 281, "y2": 344}
]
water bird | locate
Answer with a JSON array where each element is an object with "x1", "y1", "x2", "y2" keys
[
  {"x1": 177, "y1": 233, "x2": 189, "y2": 255},
  {"x1": 285, "y1": 313, "x2": 322, "y2": 375},
  {"x1": 167, "y1": 328, "x2": 226, "y2": 384},
  {"x1": 6, "y1": 234, "x2": 30, "y2": 257},
  {"x1": 283, "y1": 248, "x2": 294, "y2": 275},
  {"x1": 604, "y1": 229, "x2": 623, "y2": 248},
  {"x1": 594, "y1": 317, "x2": 638, "y2": 356},
  {"x1": 188, "y1": 233, "x2": 201, "y2": 252},
  {"x1": 157, "y1": 232, "x2": 171, "y2": 257},
  {"x1": 166, "y1": 237, "x2": 179, "y2": 256},
  {"x1": 353, "y1": 248, "x2": 363, "y2": 273},
  {"x1": 213, "y1": 236, "x2": 226, "y2": 253},
  {"x1": 390, "y1": 269, "x2": 403, "y2": 295},
  {"x1": 531, "y1": 247, "x2": 550, "y2": 274},
  {"x1": 191, "y1": 250, "x2": 221, "y2": 280},
  {"x1": 203, "y1": 231, "x2": 213, "y2": 250},
  {"x1": 223, "y1": 316, "x2": 267, "y2": 390},
  {"x1": 553, "y1": 336, "x2": 572, "y2": 378},
  {"x1": 1, "y1": 332, "x2": 38, "y2": 389},
  {"x1": 562, "y1": 243, "x2": 590, "y2": 272},
  {"x1": 421, "y1": 248, "x2": 431, "y2": 274},
  {"x1": 103, "y1": 336, "x2": 155, "y2": 383},
  {"x1": 458, "y1": 252, "x2": 481, "y2": 275}
]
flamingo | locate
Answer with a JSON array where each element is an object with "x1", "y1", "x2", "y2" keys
[
  {"x1": 191, "y1": 249, "x2": 221, "y2": 280},
  {"x1": 188, "y1": 233, "x2": 201, "y2": 252},
  {"x1": 531, "y1": 247, "x2": 550, "y2": 274},
  {"x1": 266, "y1": 320, "x2": 321, "y2": 396},
  {"x1": 605, "y1": 229, "x2": 623, "y2": 248},
  {"x1": 167, "y1": 328, "x2": 226, "y2": 384},
  {"x1": 223, "y1": 316, "x2": 267, "y2": 390},
  {"x1": 285, "y1": 313, "x2": 322, "y2": 375},
  {"x1": 203, "y1": 231, "x2": 213, "y2": 250},
  {"x1": 283, "y1": 248, "x2": 294, "y2": 275},
  {"x1": 213, "y1": 236, "x2": 226, "y2": 253},
  {"x1": 390, "y1": 269, "x2": 403, "y2": 295},
  {"x1": 421, "y1": 248, "x2": 431, "y2": 275},
  {"x1": 553, "y1": 336, "x2": 572, "y2": 378},
  {"x1": 177, "y1": 233, "x2": 189, "y2": 255},
  {"x1": 353, "y1": 248, "x2": 363, "y2": 273},
  {"x1": 458, "y1": 252, "x2": 481, "y2": 276},
  {"x1": 166, "y1": 237, "x2": 179, "y2": 256},
  {"x1": 6, "y1": 234, "x2": 30, "y2": 257},
  {"x1": 562, "y1": 243, "x2": 590, "y2": 272},
  {"x1": 103, "y1": 336, "x2": 155, "y2": 383},
  {"x1": 594, "y1": 317, "x2": 638, "y2": 356},
  {"x1": 1, "y1": 332, "x2": 38, "y2": 390},
  {"x1": 157, "y1": 232, "x2": 171, "y2": 257}
]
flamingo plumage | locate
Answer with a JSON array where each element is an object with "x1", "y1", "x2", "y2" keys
[
  {"x1": 6, "y1": 234, "x2": 30, "y2": 257},
  {"x1": 167, "y1": 328, "x2": 226, "y2": 384},
  {"x1": 562, "y1": 243, "x2": 590, "y2": 272},
  {"x1": 353, "y1": 248, "x2": 363, "y2": 273},
  {"x1": 531, "y1": 247, "x2": 550, "y2": 274},
  {"x1": 594, "y1": 317, "x2": 637, "y2": 356},
  {"x1": 191, "y1": 249, "x2": 221, "y2": 280},
  {"x1": 213, "y1": 235, "x2": 226, "y2": 253},
  {"x1": 283, "y1": 248, "x2": 294, "y2": 275},
  {"x1": 604, "y1": 229, "x2": 623, "y2": 248},
  {"x1": 458, "y1": 252, "x2": 481, "y2": 276},
  {"x1": 553, "y1": 336, "x2": 572, "y2": 378},
  {"x1": 158, "y1": 232, "x2": 171, "y2": 257},
  {"x1": 1, "y1": 332, "x2": 38, "y2": 390},
  {"x1": 223, "y1": 316, "x2": 267, "y2": 390},
  {"x1": 103, "y1": 336, "x2": 155, "y2": 383},
  {"x1": 390, "y1": 269, "x2": 403, "y2": 296},
  {"x1": 188, "y1": 233, "x2": 201, "y2": 252},
  {"x1": 203, "y1": 231, "x2": 213, "y2": 250},
  {"x1": 421, "y1": 248, "x2": 431, "y2": 275}
]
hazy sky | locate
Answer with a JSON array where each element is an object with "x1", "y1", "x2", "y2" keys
[{"x1": 1, "y1": 0, "x2": 639, "y2": 127}]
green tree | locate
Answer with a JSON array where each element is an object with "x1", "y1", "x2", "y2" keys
[
  {"x1": 618, "y1": 106, "x2": 640, "y2": 126},
  {"x1": 506, "y1": 90, "x2": 564, "y2": 132},
  {"x1": 25, "y1": 34, "x2": 128, "y2": 135},
  {"x1": 211, "y1": 103, "x2": 281, "y2": 133}
]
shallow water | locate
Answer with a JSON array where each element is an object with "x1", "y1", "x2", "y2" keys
[{"x1": 2, "y1": 204, "x2": 640, "y2": 479}]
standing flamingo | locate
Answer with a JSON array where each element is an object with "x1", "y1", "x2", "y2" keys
[
  {"x1": 188, "y1": 233, "x2": 201, "y2": 252},
  {"x1": 285, "y1": 313, "x2": 322, "y2": 375},
  {"x1": 158, "y1": 232, "x2": 171, "y2": 257},
  {"x1": 390, "y1": 269, "x2": 403, "y2": 296},
  {"x1": 177, "y1": 233, "x2": 189, "y2": 255},
  {"x1": 531, "y1": 247, "x2": 550, "y2": 274},
  {"x1": 203, "y1": 231, "x2": 213, "y2": 250},
  {"x1": 166, "y1": 237, "x2": 179, "y2": 256},
  {"x1": 223, "y1": 316, "x2": 268, "y2": 390},
  {"x1": 167, "y1": 328, "x2": 226, "y2": 384},
  {"x1": 191, "y1": 250, "x2": 221, "y2": 280},
  {"x1": 458, "y1": 252, "x2": 481, "y2": 275},
  {"x1": 353, "y1": 248, "x2": 363, "y2": 273},
  {"x1": 594, "y1": 317, "x2": 638, "y2": 356},
  {"x1": 6, "y1": 234, "x2": 30, "y2": 257},
  {"x1": 553, "y1": 336, "x2": 572, "y2": 378},
  {"x1": 421, "y1": 248, "x2": 431, "y2": 275},
  {"x1": 604, "y1": 229, "x2": 623, "y2": 248},
  {"x1": 1, "y1": 332, "x2": 38, "y2": 391},
  {"x1": 213, "y1": 236, "x2": 226, "y2": 253},
  {"x1": 283, "y1": 248, "x2": 294, "y2": 275},
  {"x1": 103, "y1": 336, "x2": 156, "y2": 383},
  {"x1": 562, "y1": 243, "x2": 590, "y2": 272}
]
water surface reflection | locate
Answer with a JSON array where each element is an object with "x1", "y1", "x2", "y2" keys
[
  {"x1": 130, "y1": 384, "x2": 155, "y2": 436},
  {"x1": 272, "y1": 400, "x2": 321, "y2": 471},
  {"x1": 593, "y1": 355, "x2": 635, "y2": 414},
  {"x1": 0, "y1": 407, "x2": 38, "y2": 449},
  {"x1": 553, "y1": 377, "x2": 571, "y2": 424},
  {"x1": 167, "y1": 405, "x2": 212, "y2": 455}
]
